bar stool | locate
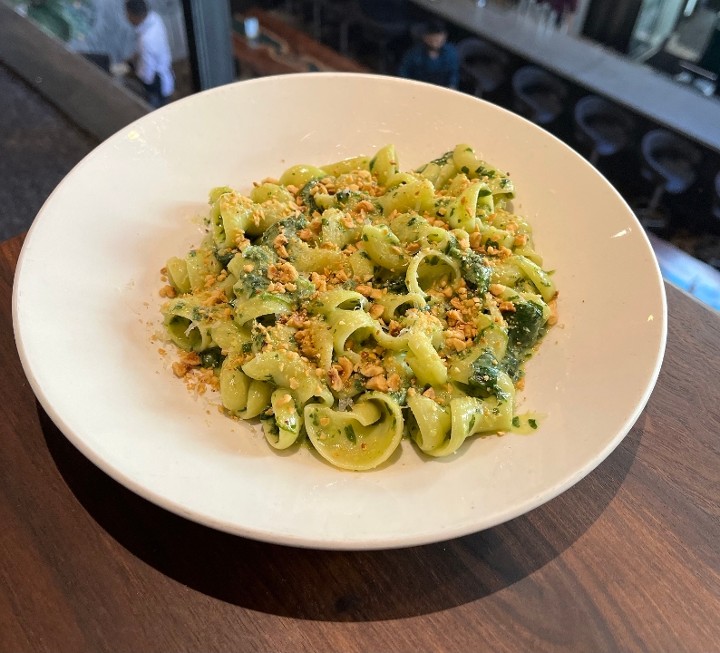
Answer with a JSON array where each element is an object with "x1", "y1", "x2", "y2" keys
[
  {"x1": 511, "y1": 65, "x2": 568, "y2": 127},
  {"x1": 573, "y1": 95, "x2": 635, "y2": 166},
  {"x1": 456, "y1": 38, "x2": 509, "y2": 98},
  {"x1": 636, "y1": 129, "x2": 701, "y2": 233}
]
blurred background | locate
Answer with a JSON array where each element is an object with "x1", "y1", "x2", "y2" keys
[{"x1": 1, "y1": 0, "x2": 719, "y2": 309}]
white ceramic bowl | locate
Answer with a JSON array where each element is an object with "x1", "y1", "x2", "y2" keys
[{"x1": 13, "y1": 73, "x2": 666, "y2": 549}]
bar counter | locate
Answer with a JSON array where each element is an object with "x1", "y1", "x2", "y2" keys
[
  {"x1": 1, "y1": 229, "x2": 719, "y2": 651},
  {"x1": 410, "y1": 0, "x2": 720, "y2": 152}
]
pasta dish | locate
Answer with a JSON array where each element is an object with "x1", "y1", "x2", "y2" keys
[{"x1": 159, "y1": 144, "x2": 557, "y2": 470}]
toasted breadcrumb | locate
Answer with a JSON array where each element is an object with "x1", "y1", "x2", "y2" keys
[
  {"x1": 547, "y1": 297, "x2": 559, "y2": 326},
  {"x1": 268, "y1": 261, "x2": 299, "y2": 284},
  {"x1": 273, "y1": 233, "x2": 290, "y2": 258},
  {"x1": 369, "y1": 303, "x2": 385, "y2": 319},
  {"x1": 366, "y1": 374, "x2": 389, "y2": 392}
]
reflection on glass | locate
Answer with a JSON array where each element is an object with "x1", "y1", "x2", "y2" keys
[
  {"x1": 629, "y1": 0, "x2": 685, "y2": 59},
  {"x1": 7, "y1": 0, "x2": 191, "y2": 105}
]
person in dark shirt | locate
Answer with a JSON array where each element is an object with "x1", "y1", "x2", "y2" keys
[{"x1": 397, "y1": 20, "x2": 460, "y2": 89}]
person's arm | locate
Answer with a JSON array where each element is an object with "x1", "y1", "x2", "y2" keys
[{"x1": 446, "y1": 45, "x2": 460, "y2": 90}]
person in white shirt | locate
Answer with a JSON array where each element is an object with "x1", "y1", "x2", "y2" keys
[{"x1": 125, "y1": 0, "x2": 175, "y2": 108}]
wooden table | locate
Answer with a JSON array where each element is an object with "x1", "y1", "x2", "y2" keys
[
  {"x1": 2, "y1": 231, "x2": 719, "y2": 652},
  {"x1": 232, "y1": 9, "x2": 367, "y2": 77}
]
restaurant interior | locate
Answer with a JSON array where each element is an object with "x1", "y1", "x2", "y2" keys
[
  {"x1": 2, "y1": 3, "x2": 719, "y2": 651},
  {"x1": 2, "y1": 0, "x2": 720, "y2": 312}
]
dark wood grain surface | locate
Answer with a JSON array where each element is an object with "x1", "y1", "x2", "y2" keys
[
  {"x1": 2, "y1": 231, "x2": 719, "y2": 652},
  {"x1": 232, "y1": 9, "x2": 367, "y2": 78}
]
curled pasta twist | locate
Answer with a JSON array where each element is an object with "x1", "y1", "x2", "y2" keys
[{"x1": 160, "y1": 144, "x2": 557, "y2": 470}]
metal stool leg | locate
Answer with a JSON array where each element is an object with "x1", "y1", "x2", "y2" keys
[
  {"x1": 636, "y1": 183, "x2": 669, "y2": 233},
  {"x1": 648, "y1": 183, "x2": 665, "y2": 213}
]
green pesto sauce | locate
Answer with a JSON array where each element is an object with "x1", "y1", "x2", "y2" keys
[{"x1": 510, "y1": 412, "x2": 544, "y2": 435}]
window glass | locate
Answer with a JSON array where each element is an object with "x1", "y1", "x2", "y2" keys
[{"x1": 6, "y1": 0, "x2": 192, "y2": 105}]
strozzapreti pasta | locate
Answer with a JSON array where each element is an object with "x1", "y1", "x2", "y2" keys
[{"x1": 160, "y1": 144, "x2": 557, "y2": 470}]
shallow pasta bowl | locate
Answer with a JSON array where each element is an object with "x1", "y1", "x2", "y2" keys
[{"x1": 13, "y1": 73, "x2": 666, "y2": 550}]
